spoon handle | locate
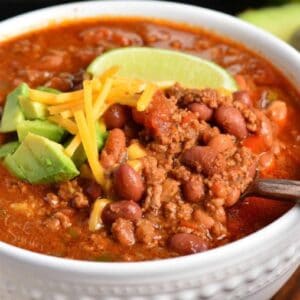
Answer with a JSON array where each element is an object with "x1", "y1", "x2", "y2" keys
[{"x1": 246, "y1": 179, "x2": 300, "y2": 204}]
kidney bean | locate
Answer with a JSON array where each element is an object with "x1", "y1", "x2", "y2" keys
[
  {"x1": 214, "y1": 105, "x2": 248, "y2": 139},
  {"x1": 169, "y1": 233, "x2": 208, "y2": 255},
  {"x1": 114, "y1": 164, "x2": 145, "y2": 202},
  {"x1": 233, "y1": 90, "x2": 252, "y2": 107},
  {"x1": 182, "y1": 177, "x2": 204, "y2": 203},
  {"x1": 208, "y1": 134, "x2": 234, "y2": 152},
  {"x1": 104, "y1": 104, "x2": 128, "y2": 129},
  {"x1": 182, "y1": 146, "x2": 224, "y2": 176},
  {"x1": 100, "y1": 128, "x2": 126, "y2": 169},
  {"x1": 102, "y1": 200, "x2": 142, "y2": 225},
  {"x1": 187, "y1": 103, "x2": 213, "y2": 121}
]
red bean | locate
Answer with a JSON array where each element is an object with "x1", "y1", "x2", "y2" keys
[
  {"x1": 102, "y1": 200, "x2": 142, "y2": 225},
  {"x1": 182, "y1": 177, "x2": 204, "y2": 203},
  {"x1": 114, "y1": 164, "x2": 145, "y2": 202},
  {"x1": 208, "y1": 134, "x2": 235, "y2": 152},
  {"x1": 169, "y1": 233, "x2": 208, "y2": 255},
  {"x1": 215, "y1": 105, "x2": 248, "y2": 139},
  {"x1": 182, "y1": 146, "x2": 224, "y2": 176},
  {"x1": 104, "y1": 104, "x2": 128, "y2": 129},
  {"x1": 233, "y1": 90, "x2": 252, "y2": 107},
  {"x1": 188, "y1": 103, "x2": 213, "y2": 121}
]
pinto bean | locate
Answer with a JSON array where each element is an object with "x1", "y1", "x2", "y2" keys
[
  {"x1": 193, "y1": 209, "x2": 215, "y2": 229},
  {"x1": 102, "y1": 200, "x2": 142, "y2": 225},
  {"x1": 215, "y1": 105, "x2": 248, "y2": 139},
  {"x1": 111, "y1": 218, "x2": 135, "y2": 246},
  {"x1": 182, "y1": 146, "x2": 225, "y2": 176},
  {"x1": 169, "y1": 233, "x2": 208, "y2": 255},
  {"x1": 100, "y1": 128, "x2": 126, "y2": 169},
  {"x1": 104, "y1": 104, "x2": 128, "y2": 129},
  {"x1": 114, "y1": 164, "x2": 145, "y2": 202},
  {"x1": 233, "y1": 90, "x2": 252, "y2": 107},
  {"x1": 182, "y1": 176, "x2": 204, "y2": 203},
  {"x1": 208, "y1": 134, "x2": 235, "y2": 152},
  {"x1": 188, "y1": 103, "x2": 213, "y2": 121}
]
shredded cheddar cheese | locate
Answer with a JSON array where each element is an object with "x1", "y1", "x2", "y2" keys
[
  {"x1": 29, "y1": 89, "x2": 83, "y2": 105},
  {"x1": 25, "y1": 65, "x2": 164, "y2": 186},
  {"x1": 94, "y1": 78, "x2": 113, "y2": 120},
  {"x1": 65, "y1": 135, "x2": 81, "y2": 157},
  {"x1": 98, "y1": 66, "x2": 120, "y2": 81},
  {"x1": 48, "y1": 116, "x2": 78, "y2": 135},
  {"x1": 137, "y1": 83, "x2": 157, "y2": 111},
  {"x1": 48, "y1": 100, "x2": 83, "y2": 115},
  {"x1": 74, "y1": 110, "x2": 105, "y2": 185}
]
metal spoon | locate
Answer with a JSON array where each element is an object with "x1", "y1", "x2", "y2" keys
[{"x1": 241, "y1": 176, "x2": 300, "y2": 204}]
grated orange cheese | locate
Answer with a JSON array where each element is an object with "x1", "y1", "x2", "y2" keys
[
  {"x1": 48, "y1": 115, "x2": 78, "y2": 135},
  {"x1": 61, "y1": 111, "x2": 73, "y2": 119},
  {"x1": 94, "y1": 78, "x2": 113, "y2": 120},
  {"x1": 29, "y1": 89, "x2": 83, "y2": 105},
  {"x1": 48, "y1": 100, "x2": 83, "y2": 115},
  {"x1": 98, "y1": 66, "x2": 120, "y2": 81},
  {"x1": 136, "y1": 83, "x2": 157, "y2": 111},
  {"x1": 83, "y1": 80, "x2": 97, "y2": 154},
  {"x1": 65, "y1": 135, "x2": 81, "y2": 157},
  {"x1": 74, "y1": 110, "x2": 105, "y2": 185}
]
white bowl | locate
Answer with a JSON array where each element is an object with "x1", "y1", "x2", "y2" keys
[{"x1": 0, "y1": 1, "x2": 299, "y2": 300}]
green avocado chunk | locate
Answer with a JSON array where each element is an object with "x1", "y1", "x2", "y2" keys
[
  {"x1": 17, "y1": 120, "x2": 65, "y2": 142},
  {"x1": 71, "y1": 123, "x2": 108, "y2": 167},
  {"x1": 19, "y1": 95, "x2": 48, "y2": 120},
  {"x1": 4, "y1": 154, "x2": 26, "y2": 180},
  {"x1": 239, "y1": 3, "x2": 300, "y2": 42},
  {"x1": 0, "y1": 141, "x2": 20, "y2": 159},
  {"x1": 0, "y1": 84, "x2": 26, "y2": 132},
  {"x1": 4, "y1": 133, "x2": 79, "y2": 184},
  {"x1": 19, "y1": 85, "x2": 60, "y2": 120}
]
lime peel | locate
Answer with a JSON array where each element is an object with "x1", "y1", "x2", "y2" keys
[{"x1": 87, "y1": 47, "x2": 237, "y2": 91}]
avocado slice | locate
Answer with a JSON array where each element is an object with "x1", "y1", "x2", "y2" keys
[
  {"x1": 17, "y1": 120, "x2": 65, "y2": 142},
  {"x1": 19, "y1": 95, "x2": 48, "y2": 120},
  {"x1": 5, "y1": 141, "x2": 48, "y2": 183},
  {"x1": 239, "y1": 3, "x2": 300, "y2": 42},
  {"x1": 19, "y1": 85, "x2": 61, "y2": 120},
  {"x1": 71, "y1": 123, "x2": 108, "y2": 167},
  {"x1": 4, "y1": 133, "x2": 79, "y2": 184},
  {"x1": 0, "y1": 141, "x2": 20, "y2": 159},
  {"x1": 0, "y1": 84, "x2": 26, "y2": 132},
  {"x1": 4, "y1": 154, "x2": 26, "y2": 180}
]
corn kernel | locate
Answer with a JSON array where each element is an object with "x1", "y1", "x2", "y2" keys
[
  {"x1": 127, "y1": 159, "x2": 143, "y2": 172},
  {"x1": 127, "y1": 143, "x2": 147, "y2": 160}
]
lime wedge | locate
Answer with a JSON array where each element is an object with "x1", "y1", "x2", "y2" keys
[{"x1": 87, "y1": 47, "x2": 237, "y2": 91}]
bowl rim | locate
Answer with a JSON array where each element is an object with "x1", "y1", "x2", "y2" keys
[{"x1": 0, "y1": 0, "x2": 300, "y2": 275}]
